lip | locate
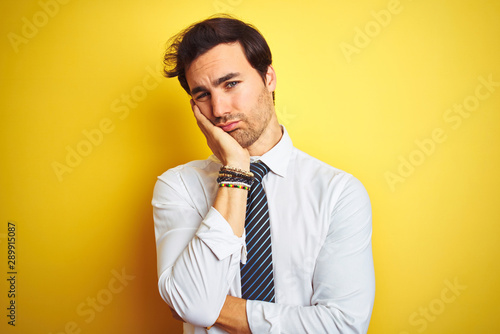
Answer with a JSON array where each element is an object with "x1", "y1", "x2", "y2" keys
[{"x1": 217, "y1": 121, "x2": 240, "y2": 132}]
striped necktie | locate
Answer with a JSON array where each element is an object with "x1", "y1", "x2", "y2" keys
[{"x1": 240, "y1": 161, "x2": 275, "y2": 302}]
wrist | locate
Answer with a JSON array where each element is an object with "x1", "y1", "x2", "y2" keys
[
  {"x1": 224, "y1": 148, "x2": 250, "y2": 169},
  {"x1": 223, "y1": 159, "x2": 250, "y2": 171}
]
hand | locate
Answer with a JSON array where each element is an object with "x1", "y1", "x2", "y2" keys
[
  {"x1": 214, "y1": 296, "x2": 251, "y2": 334},
  {"x1": 191, "y1": 100, "x2": 250, "y2": 170}
]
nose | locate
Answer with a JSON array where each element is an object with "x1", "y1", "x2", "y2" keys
[{"x1": 211, "y1": 92, "x2": 231, "y2": 118}]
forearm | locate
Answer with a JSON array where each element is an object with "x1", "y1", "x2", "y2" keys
[
  {"x1": 243, "y1": 176, "x2": 374, "y2": 333},
  {"x1": 213, "y1": 185, "x2": 248, "y2": 237},
  {"x1": 155, "y1": 204, "x2": 245, "y2": 327},
  {"x1": 213, "y1": 293, "x2": 372, "y2": 334},
  {"x1": 158, "y1": 226, "x2": 238, "y2": 326},
  {"x1": 245, "y1": 295, "x2": 374, "y2": 334},
  {"x1": 154, "y1": 166, "x2": 251, "y2": 326},
  {"x1": 158, "y1": 101, "x2": 253, "y2": 327},
  {"x1": 191, "y1": 99, "x2": 250, "y2": 238}
]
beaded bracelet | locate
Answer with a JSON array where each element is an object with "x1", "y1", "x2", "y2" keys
[
  {"x1": 221, "y1": 165, "x2": 254, "y2": 178},
  {"x1": 218, "y1": 179, "x2": 252, "y2": 189},
  {"x1": 219, "y1": 183, "x2": 250, "y2": 191},
  {"x1": 217, "y1": 165, "x2": 254, "y2": 190},
  {"x1": 220, "y1": 181, "x2": 251, "y2": 188}
]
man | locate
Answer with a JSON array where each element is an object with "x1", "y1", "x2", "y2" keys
[{"x1": 152, "y1": 15, "x2": 375, "y2": 333}]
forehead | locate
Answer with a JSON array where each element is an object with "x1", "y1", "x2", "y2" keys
[{"x1": 186, "y1": 42, "x2": 253, "y2": 88}]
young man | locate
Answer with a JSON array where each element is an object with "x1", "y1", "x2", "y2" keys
[{"x1": 153, "y1": 16, "x2": 375, "y2": 333}]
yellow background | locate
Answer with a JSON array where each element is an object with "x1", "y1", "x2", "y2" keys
[{"x1": 1, "y1": 0, "x2": 499, "y2": 333}]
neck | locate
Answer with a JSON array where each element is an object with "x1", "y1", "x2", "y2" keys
[{"x1": 247, "y1": 115, "x2": 282, "y2": 157}]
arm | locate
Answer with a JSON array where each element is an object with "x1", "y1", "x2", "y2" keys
[
  {"x1": 214, "y1": 296, "x2": 251, "y2": 333},
  {"x1": 153, "y1": 102, "x2": 251, "y2": 327},
  {"x1": 191, "y1": 99, "x2": 250, "y2": 237},
  {"x1": 213, "y1": 175, "x2": 375, "y2": 333}
]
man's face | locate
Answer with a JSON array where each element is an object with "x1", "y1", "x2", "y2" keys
[{"x1": 185, "y1": 42, "x2": 276, "y2": 149}]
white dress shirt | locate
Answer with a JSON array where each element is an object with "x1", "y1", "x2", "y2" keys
[{"x1": 152, "y1": 127, "x2": 375, "y2": 333}]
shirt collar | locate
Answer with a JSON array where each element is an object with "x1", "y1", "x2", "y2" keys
[{"x1": 250, "y1": 125, "x2": 292, "y2": 178}]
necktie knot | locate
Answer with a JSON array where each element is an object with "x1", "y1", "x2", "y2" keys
[{"x1": 250, "y1": 161, "x2": 270, "y2": 184}]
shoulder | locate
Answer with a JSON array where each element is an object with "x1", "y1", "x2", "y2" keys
[
  {"x1": 291, "y1": 147, "x2": 369, "y2": 200},
  {"x1": 292, "y1": 147, "x2": 351, "y2": 180},
  {"x1": 293, "y1": 148, "x2": 343, "y2": 173}
]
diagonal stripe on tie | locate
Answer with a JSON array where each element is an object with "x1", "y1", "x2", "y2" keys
[{"x1": 240, "y1": 161, "x2": 275, "y2": 302}]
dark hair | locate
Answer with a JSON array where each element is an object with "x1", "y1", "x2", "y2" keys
[{"x1": 163, "y1": 15, "x2": 273, "y2": 99}]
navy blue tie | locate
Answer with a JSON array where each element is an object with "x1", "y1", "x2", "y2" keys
[{"x1": 240, "y1": 161, "x2": 275, "y2": 302}]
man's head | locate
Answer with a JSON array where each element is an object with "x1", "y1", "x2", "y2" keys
[
  {"x1": 163, "y1": 16, "x2": 281, "y2": 152},
  {"x1": 163, "y1": 15, "x2": 274, "y2": 101}
]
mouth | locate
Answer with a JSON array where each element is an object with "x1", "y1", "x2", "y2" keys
[{"x1": 217, "y1": 121, "x2": 240, "y2": 132}]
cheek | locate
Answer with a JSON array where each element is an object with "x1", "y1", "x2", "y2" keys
[
  {"x1": 196, "y1": 102, "x2": 213, "y2": 119},
  {"x1": 234, "y1": 86, "x2": 259, "y2": 110}
]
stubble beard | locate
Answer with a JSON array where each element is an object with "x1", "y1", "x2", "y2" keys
[{"x1": 219, "y1": 87, "x2": 274, "y2": 148}]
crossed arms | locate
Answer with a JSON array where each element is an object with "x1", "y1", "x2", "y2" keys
[{"x1": 153, "y1": 103, "x2": 375, "y2": 333}]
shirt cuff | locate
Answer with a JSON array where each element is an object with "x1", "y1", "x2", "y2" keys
[
  {"x1": 246, "y1": 299, "x2": 281, "y2": 333},
  {"x1": 196, "y1": 207, "x2": 246, "y2": 261}
]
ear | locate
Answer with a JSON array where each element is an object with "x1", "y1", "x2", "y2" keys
[{"x1": 265, "y1": 65, "x2": 277, "y2": 93}]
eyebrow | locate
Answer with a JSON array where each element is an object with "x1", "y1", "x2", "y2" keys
[{"x1": 190, "y1": 72, "x2": 240, "y2": 96}]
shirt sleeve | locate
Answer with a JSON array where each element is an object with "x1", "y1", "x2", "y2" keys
[
  {"x1": 152, "y1": 169, "x2": 246, "y2": 328},
  {"x1": 246, "y1": 175, "x2": 375, "y2": 333}
]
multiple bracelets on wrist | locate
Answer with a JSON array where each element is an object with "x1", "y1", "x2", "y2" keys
[{"x1": 217, "y1": 165, "x2": 254, "y2": 191}]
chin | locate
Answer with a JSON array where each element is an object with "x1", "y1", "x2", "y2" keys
[{"x1": 231, "y1": 130, "x2": 256, "y2": 148}]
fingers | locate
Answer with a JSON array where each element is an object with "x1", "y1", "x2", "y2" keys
[
  {"x1": 190, "y1": 100, "x2": 209, "y2": 138},
  {"x1": 190, "y1": 99, "x2": 222, "y2": 157},
  {"x1": 190, "y1": 100, "x2": 212, "y2": 130},
  {"x1": 191, "y1": 100, "x2": 225, "y2": 143},
  {"x1": 189, "y1": 99, "x2": 249, "y2": 167}
]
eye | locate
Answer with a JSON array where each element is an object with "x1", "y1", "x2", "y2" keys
[
  {"x1": 226, "y1": 81, "x2": 239, "y2": 89},
  {"x1": 195, "y1": 92, "x2": 210, "y2": 101}
]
